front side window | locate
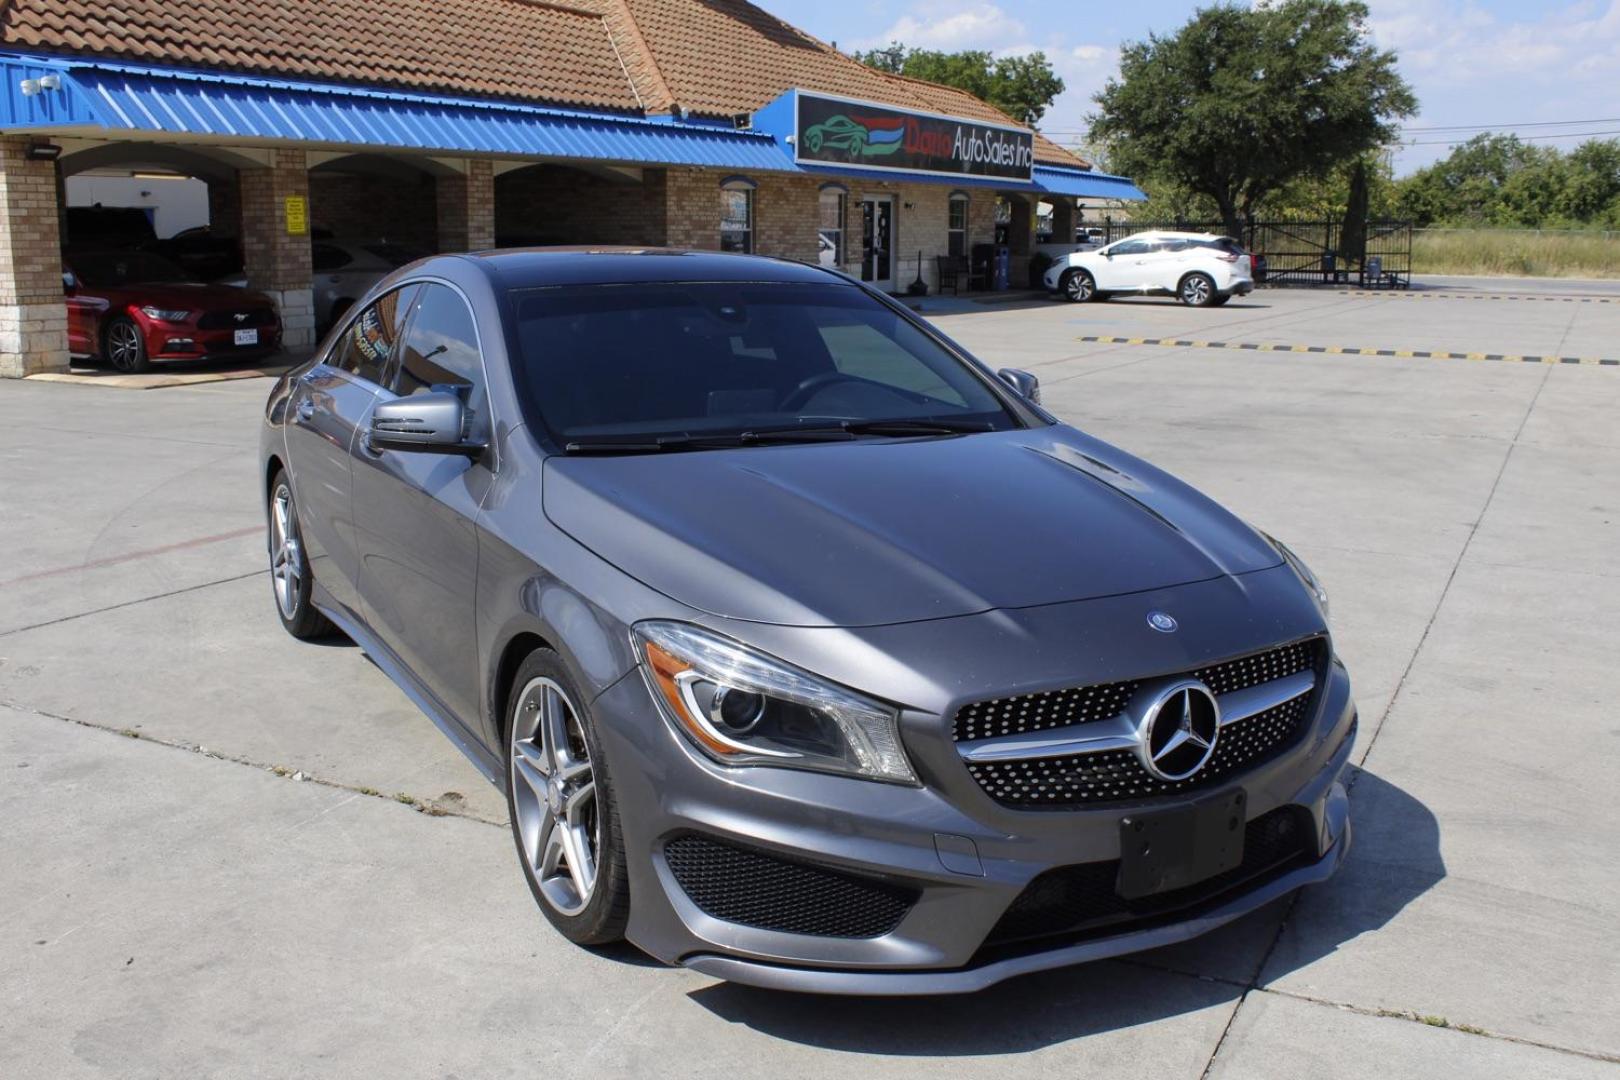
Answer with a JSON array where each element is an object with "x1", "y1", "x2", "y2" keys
[
  {"x1": 508, "y1": 281, "x2": 1022, "y2": 448},
  {"x1": 1108, "y1": 238, "x2": 1152, "y2": 257},
  {"x1": 391, "y1": 283, "x2": 488, "y2": 439},
  {"x1": 720, "y1": 187, "x2": 753, "y2": 254},
  {"x1": 947, "y1": 196, "x2": 968, "y2": 257},
  {"x1": 818, "y1": 190, "x2": 845, "y2": 268},
  {"x1": 330, "y1": 283, "x2": 417, "y2": 384}
]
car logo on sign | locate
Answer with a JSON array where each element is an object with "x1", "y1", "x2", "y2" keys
[{"x1": 1147, "y1": 611, "x2": 1178, "y2": 633}]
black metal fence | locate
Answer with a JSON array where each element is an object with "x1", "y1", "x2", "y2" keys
[{"x1": 1096, "y1": 218, "x2": 1413, "y2": 288}]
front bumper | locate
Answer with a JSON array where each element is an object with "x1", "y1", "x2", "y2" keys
[
  {"x1": 592, "y1": 646, "x2": 1357, "y2": 994},
  {"x1": 144, "y1": 321, "x2": 282, "y2": 361}
]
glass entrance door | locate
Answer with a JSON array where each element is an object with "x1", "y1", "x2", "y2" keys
[{"x1": 861, "y1": 197, "x2": 894, "y2": 285}]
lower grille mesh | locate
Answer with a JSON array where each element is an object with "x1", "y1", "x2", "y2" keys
[
  {"x1": 984, "y1": 805, "x2": 1315, "y2": 949},
  {"x1": 664, "y1": 834, "x2": 916, "y2": 939}
]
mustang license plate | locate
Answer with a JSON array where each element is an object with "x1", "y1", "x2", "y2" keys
[{"x1": 1117, "y1": 789, "x2": 1247, "y2": 900}]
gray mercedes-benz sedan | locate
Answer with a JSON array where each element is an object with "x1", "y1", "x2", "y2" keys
[{"x1": 261, "y1": 248, "x2": 1354, "y2": 994}]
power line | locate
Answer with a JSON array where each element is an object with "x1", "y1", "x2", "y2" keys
[
  {"x1": 1400, "y1": 117, "x2": 1620, "y2": 133},
  {"x1": 1407, "y1": 128, "x2": 1620, "y2": 146}
]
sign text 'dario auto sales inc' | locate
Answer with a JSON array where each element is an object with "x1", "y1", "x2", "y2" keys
[{"x1": 793, "y1": 92, "x2": 1034, "y2": 182}]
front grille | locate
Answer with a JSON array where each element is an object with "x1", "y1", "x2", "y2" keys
[
  {"x1": 664, "y1": 833, "x2": 916, "y2": 939},
  {"x1": 197, "y1": 308, "x2": 277, "y2": 329},
  {"x1": 982, "y1": 805, "x2": 1315, "y2": 950},
  {"x1": 958, "y1": 638, "x2": 1325, "y2": 809}
]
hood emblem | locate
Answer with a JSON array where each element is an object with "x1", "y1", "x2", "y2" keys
[
  {"x1": 1146, "y1": 611, "x2": 1178, "y2": 633},
  {"x1": 234, "y1": 312, "x2": 250, "y2": 322},
  {"x1": 1137, "y1": 681, "x2": 1220, "y2": 780}
]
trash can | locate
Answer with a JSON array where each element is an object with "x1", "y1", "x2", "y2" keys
[{"x1": 993, "y1": 244, "x2": 1010, "y2": 291}]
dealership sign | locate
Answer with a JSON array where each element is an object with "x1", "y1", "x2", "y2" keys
[{"x1": 792, "y1": 91, "x2": 1035, "y2": 182}]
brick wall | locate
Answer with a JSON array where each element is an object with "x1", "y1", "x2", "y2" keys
[
  {"x1": 0, "y1": 135, "x2": 68, "y2": 376},
  {"x1": 239, "y1": 148, "x2": 315, "y2": 348},
  {"x1": 495, "y1": 165, "x2": 667, "y2": 246},
  {"x1": 309, "y1": 171, "x2": 437, "y2": 249}
]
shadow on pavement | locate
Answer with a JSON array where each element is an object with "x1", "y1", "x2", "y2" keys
[{"x1": 681, "y1": 767, "x2": 1441, "y2": 1055}]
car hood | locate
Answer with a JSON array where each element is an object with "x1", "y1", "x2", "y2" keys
[
  {"x1": 542, "y1": 426, "x2": 1282, "y2": 628},
  {"x1": 123, "y1": 282, "x2": 276, "y2": 308}
]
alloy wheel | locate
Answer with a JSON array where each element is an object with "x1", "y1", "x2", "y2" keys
[
  {"x1": 1182, "y1": 275, "x2": 1213, "y2": 306},
  {"x1": 269, "y1": 486, "x2": 303, "y2": 620},
  {"x1": 107, "y1": 322, "x2": 144, "y2": 371},
  {"x1": 1065, "y1": 270, "x2": 1093, "y2": 302},
  {"x1": 510, "y1": 677, "x2": 600, "y2": 917}
]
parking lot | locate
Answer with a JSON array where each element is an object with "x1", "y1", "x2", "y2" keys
[{"x1": 3, "y1": 282, "x2": 1617, "y2": 1077}]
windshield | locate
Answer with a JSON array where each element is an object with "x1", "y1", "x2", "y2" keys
[
  {"x1": 70, "y1": 251, "x2": 193, "y2": 287},
  {"x1": 508, "y1": 282, "x2": 1022, "y2": 447}
]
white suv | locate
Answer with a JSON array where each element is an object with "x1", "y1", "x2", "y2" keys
[{"x1": 1044, "y1": 230, "x2": 1254, "y2": 307}]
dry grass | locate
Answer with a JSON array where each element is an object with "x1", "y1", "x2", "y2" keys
[{"x1": 1413, "y1": 229, "x2": 1620, "y2": 278}]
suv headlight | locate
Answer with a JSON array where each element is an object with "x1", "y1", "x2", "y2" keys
[
  {"x1": 1267, "y1": 534, "x2": 1329, "y2": 618},
  {"x1": 633, "y1": 621, "x2": 916, "y2": 784},
  {"x1": 139, "y1": 306, "x2": 191, "y2": 322}
]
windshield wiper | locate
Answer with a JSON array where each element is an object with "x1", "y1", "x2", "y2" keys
[{"x1": 562, "y1": 418, "x2": 994, "y2": 454}]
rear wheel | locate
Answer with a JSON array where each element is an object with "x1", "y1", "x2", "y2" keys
[
  {"x1": 104, "y1": 317, "x2": 151, "y2": 373},
  {"x1": 268, "y1": 470, "x2": 335, "y2": 640},
  {"x1": 506, "y1": 649, "x2": 630, "y2": 945},
  {"x1": 1179, "y1": 273, "x2": 1217, "y2": 307},
  {"x1": 1060, "y1": 268, "x2": 1097, "y2": 303}
]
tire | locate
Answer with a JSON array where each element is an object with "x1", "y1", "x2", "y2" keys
[
  {"x1": 1060, "y1": 268, "x2": 1098, "y2": 303},
  {"x1": 104, "y1": 316, "x2": 151, "y2": 373},
  {"x1": 267, "y1": 469, "x2": 336, "y2": 640},
  {"x1": 1179, "y1": 272, "x2": 1218, "y2": 307},
  {"x1": 505, "y1": 648, "x2": 630, "y2": 946}
]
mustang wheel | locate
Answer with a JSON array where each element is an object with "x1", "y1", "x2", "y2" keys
[
  {"x1": 1061, "y1": 268, "x2": 1097, "y2": 303},
  {"x1": 268, "y1": 470, "x2": 335, "y2": 639},
  {"x1": 1179, "y1": 272, "x2": 1217, "y2": 307},
  {"x1": 105, "y1": 317, "x2": 151, "y2": 373},
  {"x1": 506, "y1": 650, "x2": 630, "y2": 944}
]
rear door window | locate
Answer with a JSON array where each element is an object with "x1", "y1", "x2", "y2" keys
[{"x1": 329, "y1": 284, "x2": 418, "y2": 385}]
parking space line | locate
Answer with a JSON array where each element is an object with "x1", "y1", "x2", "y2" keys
[
  {"x1": 1339, "y1": 290, "x2": 1616, "y2": 303},
  {"x1": 1075, "y1": 335, "x2": 1618, "y2": 366},
  {"x1": 0, "y1": 525, "x2": 262, "y2": 589}
]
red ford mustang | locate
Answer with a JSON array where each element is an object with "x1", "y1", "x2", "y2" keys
[{"x1": 63, "y1": 250, "x2": 282, "y2": 373}]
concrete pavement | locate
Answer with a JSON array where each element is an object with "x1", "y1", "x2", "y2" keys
[{"x1": 2, "y1": 284, "x2": 1617, "y2": 1076}]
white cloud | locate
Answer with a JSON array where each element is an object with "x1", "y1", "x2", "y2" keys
[{"x1": 851, "y1": 3, "x2": 1029, "y2": 51}]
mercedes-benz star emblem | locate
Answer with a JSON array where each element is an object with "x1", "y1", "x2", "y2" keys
[
  {"x1": 1137, "y1": 681, "x2": 1220, "y2": 781},
  {"x1": 1147, "y1": 611, "x2": 1178, "y2": 633}
]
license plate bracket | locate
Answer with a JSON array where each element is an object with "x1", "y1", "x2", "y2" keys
[
  {"x1": 1117, "y1": 789, "x2": 1247, "y2": 900},
  {"x1": 234, "y1": 328, "x2": 259, "y2": 346}
]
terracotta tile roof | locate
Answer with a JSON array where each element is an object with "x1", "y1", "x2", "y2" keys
[
  {"x1": 0, "y1": 0, "x2": 645, "y2": 112},
  {"x1": 1, "y1": 0, "x2": 1090, "y2": 168}
]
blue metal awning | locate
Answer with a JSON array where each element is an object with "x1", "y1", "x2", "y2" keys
[
  {"x1": 1032, "y1": 166, "x2": 1147, "y2": 201},
  {"x1": 799, "y1": 162, "x2": 1145, "y2": 200},
  {"x1": 0, "y1": 53, "x2": 795, "y2": 171}
]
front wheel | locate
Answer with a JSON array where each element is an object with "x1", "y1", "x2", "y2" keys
[
  {"x1": 104, "y1": 317, "x2": 151, "y2": 373},
  {"x1": 1179, "y1": 273, "x2": 1217, "y2": 307},
  {"x1": 1061, "y1": 268, "x2": 1097, "y2": 303},
  {"x1": 506, "y1": 649, "x2": 630, "y2": 945}
]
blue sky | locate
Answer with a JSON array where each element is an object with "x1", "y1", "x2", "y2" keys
[{"x1": 758, "y1": 0, "x2": 1620, "y2": 175}]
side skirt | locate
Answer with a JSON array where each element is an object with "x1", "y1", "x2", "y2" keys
[{"x1": 313, "y1": 589, "x2": 504, "y2": 788}]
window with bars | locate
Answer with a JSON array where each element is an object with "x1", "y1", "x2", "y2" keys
[
  {"x1": 720, "y1": 184, "x2": 753, "y2": 254},
  {"x1": 948, "y1": 194, "x2": 969, "y2": 257},
  {"x1": 818, "y1": 190, "x2": 846, "y2": 268}
]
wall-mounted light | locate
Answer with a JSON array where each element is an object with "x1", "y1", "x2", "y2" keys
[
  {"x1": 132, "y1": 171, "x2": 187, "y2": 181},
  {"x1": 24, "y1": 139, "x2": 61, "y2": 162},
  {"x1": 39, "y1": 74, "x2": 61, "y2": 91},
  {"x1": 19, "y1": 78, "x2": 40, "y2": 96},
  {"x1": 902, "y1": 201, "x2": 915, "y2": 210}
]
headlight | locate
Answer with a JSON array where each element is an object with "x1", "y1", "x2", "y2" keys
[
  {"x1": 1267, "y1": 534, "x2": 1329, "y2": 618},
  {"x1": 633, "y1": 621, "x2": 916, "y2": 784},
  {"x1": 139, "y1": 306, "x2": 190, "y2": 322}
]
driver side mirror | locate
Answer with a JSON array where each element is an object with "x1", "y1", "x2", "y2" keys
[
  {"x1": 62, "y1": 271, "x2": 77, "y2": 295},
  {"x1": 370, "y1": 391, "x2": 485, "y2": 457},
  {"x1": 998, "y1": 368, "x2": 1041, "y2": 404}
]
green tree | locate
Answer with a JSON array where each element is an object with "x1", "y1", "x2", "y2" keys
[
  {"x1": 853, "y1": 44, "x2": 1066, "y2": 125},
  {"x1": 1091, "y1": 0, "x2": 1416, "y2": 238}
]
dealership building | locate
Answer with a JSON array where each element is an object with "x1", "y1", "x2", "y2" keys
[{"x1": 0, "y1": 0, "x2": 1142, "y2": 377}]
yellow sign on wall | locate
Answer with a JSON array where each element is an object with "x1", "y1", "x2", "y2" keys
[{"x1": 284, "y1": 195, "x2": 308, "y2": 236}]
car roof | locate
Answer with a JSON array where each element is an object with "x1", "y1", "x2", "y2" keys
[
  {"x1": 462, "y1": 247, "x2": 847, "y2": 290},
  {"x1": 1112, "y1": 230, "x2": 1227, "y2": 242}
]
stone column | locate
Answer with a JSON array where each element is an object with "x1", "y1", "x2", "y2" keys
[
  {"x1": 0, "y1": 136, "x2": 69, "y2": 377},
  {"x1": 239, "y1": 149, "x2": 316, "y2": 350},
  {"x1": 1050, "y1": 198, "x2": 1077, "y2": 244},
  {"x1": 437, "y1": 160, "x2": 495, "y2": 252}
]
